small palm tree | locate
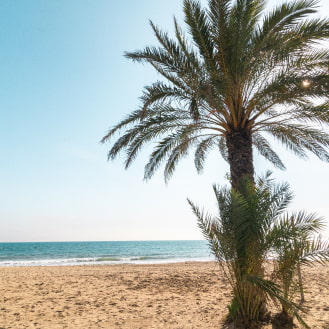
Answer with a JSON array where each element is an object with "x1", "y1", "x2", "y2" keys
[
  {"x1": 189, "y1": 173, "x2": 329, "y2": 328},
  {"x1": 102, "y1": 0, "x2": 329, "y2": 192},
  {"x1": 269, "y1": 212, "x2": 329, "y2": 328},
  {"x1": 189, "y1": 172, "x2": 293, "y2": 327}
]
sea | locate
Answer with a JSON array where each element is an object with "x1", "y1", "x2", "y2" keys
[{"x1": 0, "y1": 240, "x2": 213, "y2": 267}]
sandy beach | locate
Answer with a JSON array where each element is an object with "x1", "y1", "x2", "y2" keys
[{"x1": 1, "y1": 262, "x2": 329, "y2": 329}]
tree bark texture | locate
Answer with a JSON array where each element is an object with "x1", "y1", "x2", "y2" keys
[
  {"x1": 226, "y1": 129, "x2": 254, "y2": 191},
  {"x1": 225, "y1": 129, "x2": 269, "y2": 326}
]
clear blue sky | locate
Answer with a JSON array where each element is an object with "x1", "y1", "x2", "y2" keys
[{"x1": 1, "y1": 0, "x2": 328, "y2": 242}]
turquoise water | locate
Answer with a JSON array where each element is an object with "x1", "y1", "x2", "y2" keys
[{"x1": 0, "y1": 240, "x2": 213, "y2": 267}]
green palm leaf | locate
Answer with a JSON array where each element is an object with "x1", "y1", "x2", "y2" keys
[{"x1": 102, "y1": 0, "x2": 329, "y2": 188}]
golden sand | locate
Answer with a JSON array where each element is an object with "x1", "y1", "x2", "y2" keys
[{"x1": 1, "y1": 262, "x2": 329, "y2": 328}]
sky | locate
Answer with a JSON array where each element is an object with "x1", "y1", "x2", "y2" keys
[{"x1": 0, "y1": 0, "x2": 328, "y2": 242}]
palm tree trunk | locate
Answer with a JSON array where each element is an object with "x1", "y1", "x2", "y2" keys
[
  {"x1": 297, "y1": 262, "x2": 305, "y2": 304},
  {"x1": 226, "y1": 129, "x2": 269, "y2": 326},
  {"x1": 226, "y1": 129, "x2": 255, "y2": 192}
]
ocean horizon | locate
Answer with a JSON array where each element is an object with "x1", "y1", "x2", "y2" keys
[{"x1": 0, "y1": 240, "x2": 213, "y2": 267}]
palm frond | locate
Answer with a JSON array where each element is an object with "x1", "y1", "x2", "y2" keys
[
  {"x1": 218, "y1": 136, "x2": 229, "y2": 163},
  {"x1": 141, "y1": 82, "x2": 186, "y2": 108},
  {"x1": 300, "y1": 237, "x2": 329, "y2": 265},
  {"x1": 164, "y1": 135, "x2": 194, "y2": 182},
  {"x1": 101, "y1": 110, "x2": 145, "y2": 143},
  {"x1": 194, "y1": 136, "x2": 217, "y2": 173},
  {"x1": 266, "y1": 124, "x2": 329, "y2": 162},
  {"x1": 187, "y1": 198, "x2": 226, "y2": 262},
  {"x1": 291, "y1": 101, "x2": 329, "y2": 125},
  {"x1": 143, "y1": 125, "x2": 195, "y2": 180},
  {"x1": 183, "y1": 0, "x2": 217, "y2": 74},
  {"x1": 247, "y1": 275, "x2": 309, "y2": 328},
  {"x1": 253, "y1": 133, "x2": 286, "y2": 169}
]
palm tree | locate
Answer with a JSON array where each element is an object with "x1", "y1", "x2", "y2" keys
[
  {"x1": 190, "y1": 173, "x2": 329, "y2": 328},
  {"x1": 102, "y1": 0, "x2": 329, "y2": 192},
  {"x1": 189, "y1": 172, "x2": 295, "y2": 327},
  {"x1": 269, "y1": 211, "x2": 329, "y2": 328}
]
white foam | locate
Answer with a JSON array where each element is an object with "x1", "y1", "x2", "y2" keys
[{"x1": 0, "y1": 255, "x2": 213, "y2": 267}]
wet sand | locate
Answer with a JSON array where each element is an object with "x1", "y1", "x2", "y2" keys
[{"x1": 1, "y1": 262, "x2": 329, "y2": 328}]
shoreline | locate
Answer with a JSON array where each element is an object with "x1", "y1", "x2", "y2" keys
[
  {"x1": 1, "y1": 262, "x2": 329, "y2": 328},
  {"x1": 0, "y1": 257, "x2": 213, "y2": 268}
]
